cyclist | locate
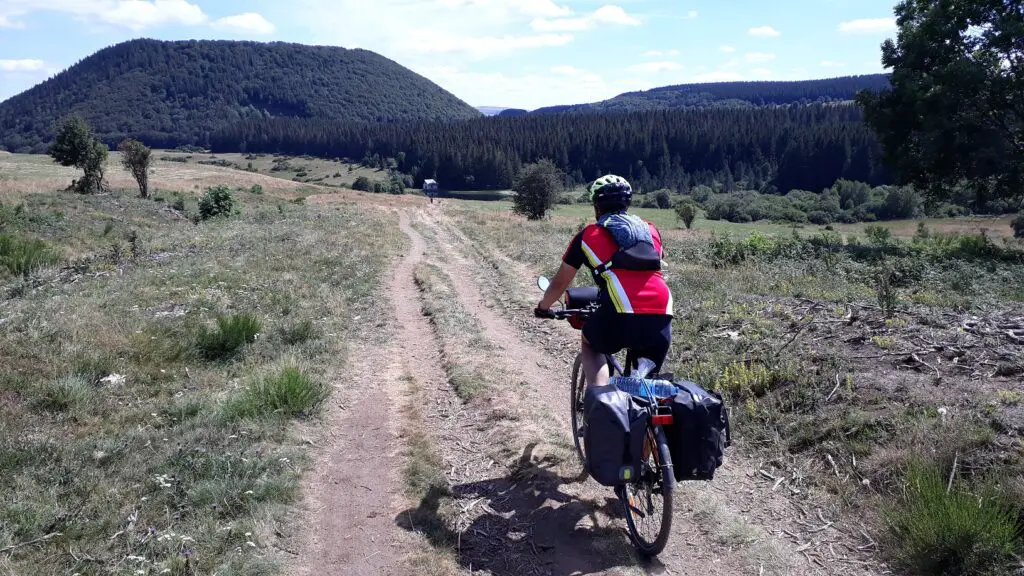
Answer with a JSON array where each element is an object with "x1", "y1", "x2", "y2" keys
[{"x1": 534, "y1": 174, "x2": 674, "y2": 388}]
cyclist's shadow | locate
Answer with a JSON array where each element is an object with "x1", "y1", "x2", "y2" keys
[{"x1": 395, "y1": 442, "x2": 666, "y2": 576}]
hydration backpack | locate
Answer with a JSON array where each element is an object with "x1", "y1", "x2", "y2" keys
[
  {"x1": 664, "y1": 380, "x2": 731, "y2": 481},
  {"x1": 582, "y1": 385, "x2": 648, "y2": 486},
  {"x1": 592, "y1": 214, "x2": 662, "y2": 276}
]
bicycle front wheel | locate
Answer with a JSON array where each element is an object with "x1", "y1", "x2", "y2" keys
[
  {"x1": 621, "y1": 426, "x2": 674, "y2": 557},
  {"x1": 570, "y1": 353, "x2": 587, "y2": 469}
]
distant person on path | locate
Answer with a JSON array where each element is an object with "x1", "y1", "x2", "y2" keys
[{"x1": 534, "y1": 175, "x2": 674, "y2": 387}]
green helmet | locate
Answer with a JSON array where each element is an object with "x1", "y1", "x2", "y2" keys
[{"x1": 588, "y1": 174, "x2": 632, "y2": 210}]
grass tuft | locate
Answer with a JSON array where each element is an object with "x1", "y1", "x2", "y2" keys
[
  {"x1": 35, "y1": 375, "x2": 95, "y2": 413},
  {"x1": 196, "y1": 313, "x2": 263, "y2": 361},
  {"x1": 279, "y1": 319, "x2": 318, "y2": 346},
  {"x1": 227, "y1": 366, "x2": 326, "y2": 419},
  {"x1": 0, "y1": 233, "x2": 61, "y2": 279},
  {"x1": 884, "y1": 460, "x2": 1021, "y2": 576}
]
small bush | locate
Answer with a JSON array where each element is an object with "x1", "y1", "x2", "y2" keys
[
  {"x1": 249, "y1": 184, "x2": 263, "y2": 195},
  {"x1": 675, "y1": 202, "x2": 696, "y2": 229},
  {"x1": 884, "y1": 461, "x2": 1020, "y2": 576},
  {"x1": 198, "y1": 185, "x2": 234, "y2": 220},
  {"x1": 865, "y1": 224, "x2": 893, "y2": 246},
  {"x1": 36, "y1": 375, "x2": 94, "y2": 412},
  {"x1": 195, "y1": 313, "x2": 262, "y2": 361},
  {"x1": 653, "y1": 189, "x2": 673, "y2": 209},
  {"x1": 0, "y1": 234, "x2": 61, "y2": 279},
  {"x1": 228, "y1": 367, "x2": 326, "y2": 419},
  {"x1": 280, "y1": 319, "x2": 318, "y2": 345}
]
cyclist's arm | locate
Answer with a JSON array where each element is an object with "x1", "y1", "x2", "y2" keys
[{"x1": 538, "y1": 262, "x2": 577, "y2": 310}]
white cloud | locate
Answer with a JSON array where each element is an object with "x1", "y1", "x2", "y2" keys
[
  {"x1": 820, "y1": 60, "x2": 845, "y2": 68},
  {"x1": 685, "y1": 10, "x2": 698, "y2": 19},
  {"x1": 0, "y1": 59, "x2": 46, "y2": 72},
  {"x1": 838, "y1": 18, "x2": 896, "y2": 35},
  {"x1": 719, "y1": 45, "x2": 735, "y2": 53},
  {"x1": 419, "y1": 64, "x2": 615, "y2": 109},
  {"x1": 551, "y1": 65, "x2": 582, "y2": 75},
  {"x1": 0, "y1": 1, "x2": 279, "y2": 33},
  {"x1": 406, "y1": 32, "x2": 574, "y2": 56},
  {"x1": 101, "y1": 0, "x2": 206, "y2": 29},
  {"x1": 642, "y1": 49, "x2": 680, "y2": 57},
  {"x1": 745, "y1": 52, "x2": 776, "y2": 63},
  {"x1": 212, "y1": 12, "x2": 275, "y2": 34},
  {"x1": 531, "y1": 4, "x2": 640, "y2": 32},
  {"x1": 629, "y1": 61, "x2": 683, "y2": 73},
  {"x1": 691, "y1": 70, "x2": 744, "y2": 82},
  {"x1": 748, "y1": 25, "x2": 780, "y2": 37}
]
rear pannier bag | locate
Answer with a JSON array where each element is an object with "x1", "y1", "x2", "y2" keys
[
  {"x1": 583, "y1": 385, "x2": 648, "y2": 486},
  {"x1": 665, "y1": 380, "x2": 731, "y2": 481}
]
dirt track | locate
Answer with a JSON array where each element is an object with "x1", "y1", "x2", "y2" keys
[{"x1": 289, "y1": 199, "x2": 891, "y2": 576}]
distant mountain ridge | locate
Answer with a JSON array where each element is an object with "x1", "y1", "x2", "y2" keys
[
  {"x1": 0, "y1": 38, "x2": 481, "y2": 152},
  {"x1": 475, "y1": 106, "x2": 510, "y2": 116},
  {"x1": 529, "y1": 74, "x2": 891, "y2": 115}
]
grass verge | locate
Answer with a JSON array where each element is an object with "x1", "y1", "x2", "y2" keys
[{"x1": 0, "y1": 187, "x2": 399, "y2": 574}]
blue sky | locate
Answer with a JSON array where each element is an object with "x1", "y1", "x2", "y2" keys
[{"x1": 0, "y1": 0, "x2": 899, "y2": 110}]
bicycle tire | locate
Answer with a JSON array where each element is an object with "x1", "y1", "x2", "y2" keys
[
  {"x1": 570, "y1": 353, "x2": 587, "y2": 468},
  {"x1": 621, "y1": 426, "x2": 674, "y2": 557}
]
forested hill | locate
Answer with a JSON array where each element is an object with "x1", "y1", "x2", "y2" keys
[
  {"x1": 211, "y1": 104, "x2": 889, "y2": 194},
  {"x1": 0, "y1": 39, "x2": 481, "y2": 152},
  {"x1": 531, "y1": 74, "x2": 891, "y2": 114}
]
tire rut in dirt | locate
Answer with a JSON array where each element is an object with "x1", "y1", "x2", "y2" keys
[
  {"x1": 418, "y1": 207, "x2": 891, "y2": 576},
  {"x1": 400, "y1": 209, "x2": 656, "y2": 576}
]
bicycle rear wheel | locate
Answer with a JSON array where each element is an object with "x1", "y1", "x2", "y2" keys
[
  {"x1": 570, "y1": 354, "x2": 587, "y2": 468},
  {"x1": 620, "y1": 426, "x2": 673, "y2": 557}
]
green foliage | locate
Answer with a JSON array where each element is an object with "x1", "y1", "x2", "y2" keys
[
  {"x1": 884, "y1": 461, "x2": 1020, "y2": 576},
  {"x1": 857, "y1": 0, "x2": 1024, "y2": 206},
  {"x1": 675, "y1": 201, "x2": 696, "y2": 229},
  {"x1": 249, "y1": 184, "x2": 263, "y2": 195},
  {"x1": 212, "y1": 104, "x2": 889, "y2": 196},
  {"x1": 117, "y1": 138, "x2": 152, "y2": 198},
  {"x1": 195, "y1": 313, "x2": 262, "y2": 361},
  {"x1": 36, "y1": 375, "x2": 95, "y2": 413},
  {"x1": 865, "y1": 224, "x2": 893, "y2": 246},
  {"x1": 227, "y1": 367, "x2": 326, "y2": 419},
  {"x1": 352, "y1": 176, "x2": 372, "y2": 191},
  {"x1": 0, "y1": 39, "x2": 480, "y2": 151},
  {"x1": 198, "y1": 185, "x2": 234, "y2": 220},
  {"x1": 47, "y1": 114, "x2": 108, "y2": 194},
  {"x1": 652, "y1": 189, "x2": 673, "y2": 209},
  {"x1": 0, "y1": 234, "x2": 61, "y2": 279},
  {"x1": 512, "y1": 158, "x2": 563, "y2": 221}
]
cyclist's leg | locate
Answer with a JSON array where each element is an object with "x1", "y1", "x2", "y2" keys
[
  {"x1": 581, "y1": 309, "x2": 622, "y2": 388},
  {"x1": 626, "y1": 314, "x2": 673, "y2": 375},
  {"x1": 581, "y1": 334, "x2": 610, "y2": 388}
]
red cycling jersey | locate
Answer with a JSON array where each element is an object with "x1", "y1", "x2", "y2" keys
[{"x1": 562, "y1": 221, "x2": 674, "y2": 316}]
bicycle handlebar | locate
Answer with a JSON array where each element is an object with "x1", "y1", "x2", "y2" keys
[{"x1": 534, "y1": 308, "x2": 593, "y2": 320}]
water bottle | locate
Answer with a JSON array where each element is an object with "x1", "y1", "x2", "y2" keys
[{"x1": 611, "y1": 376, "x2": 679, "y2": 399}]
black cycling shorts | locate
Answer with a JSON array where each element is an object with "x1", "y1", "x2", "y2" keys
[{"x1": 582, "y1": 308, "x2": 673, "y2": 372}]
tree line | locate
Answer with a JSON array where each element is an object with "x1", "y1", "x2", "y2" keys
[{"x1": 210, "y1": 104, "x2": 890, "y2": 195}]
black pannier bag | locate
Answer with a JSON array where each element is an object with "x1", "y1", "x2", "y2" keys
[
  {"x1": 664, "y1": 380, "x2": 731, "y2": 481},
  {"x1": 582, "y1": 385, "x2": 648, "y2": 486}
]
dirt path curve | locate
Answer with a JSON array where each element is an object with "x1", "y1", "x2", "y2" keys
[
  {"x1": 413, "y1": 207, "x2": 888, "y2": 576},
  {"x1": 287, "y1": 208, "x2": 448, "y2": 576}
]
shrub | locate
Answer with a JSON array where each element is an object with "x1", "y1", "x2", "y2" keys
[
  {"x1": 249, "y1": 184, "x2": 263, "y2": 195},
  {"x1": 808, "y1": 210, "x2": 833, "y2": 225},
  {"x1": 652, "y1": 189, "x2": 673, "y2": 209},
  {"x1": 352, "y1": 176, "x2": 372, "y2": 191},
  {"x1": 884, "y1": 461, "x2": 1020, "y2": 576},
  {"x1": 36, "y1": 375, "x2": 94, "y2": 412},
  {"x1": 195, "y1": 313, "x2": 262, "y2": 361},
  {"x1": 1013, "y1": 213, "x2": 1024, "y2": 238},
  {"x1": 198, "y1": 185, "x2": 234, "y2": 220},
  {"x1": 865, "y1": 224, "x2": 893, "y2": 246},
  {"x1": 228, "y1": 367, "x2": 326, "y2": 419},
  {"x1": 48, "y1": 114, "x2": 108, "y2": 194},
  {"x1": 675, "y1": 202, "x2": 696, "y2": 229},
  {"x1": 117, "y1": 138, "x2": 152, "y2": 198},
  {"x1": 512, "y1": 159, "x2": 562, "y2": 220},
  {"x1": 0, "y1": 234, "x2": 61, "y2": 279}
]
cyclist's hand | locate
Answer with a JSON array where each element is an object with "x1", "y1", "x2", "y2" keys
[{"x1": 534, "y1": 307, "x2": 556, "y2": 319}]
